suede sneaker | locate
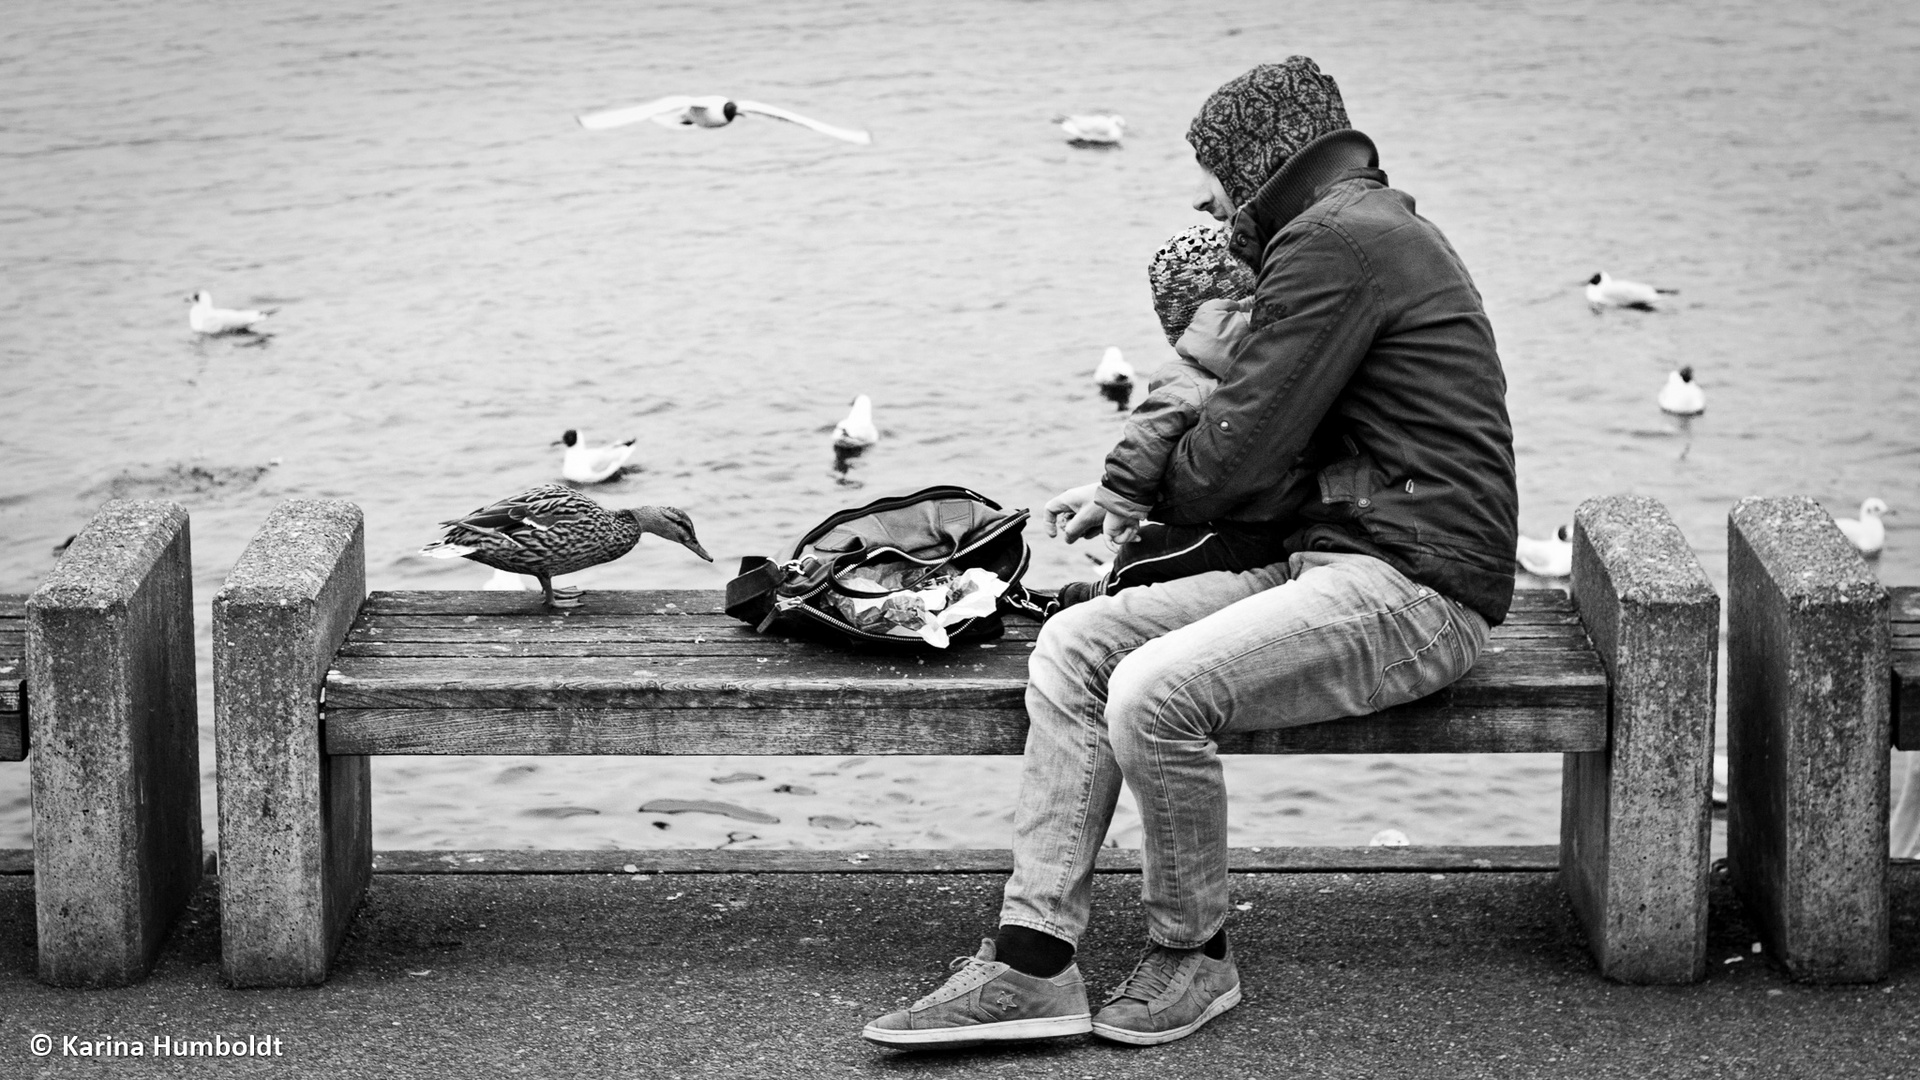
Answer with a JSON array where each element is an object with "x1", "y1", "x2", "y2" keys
[
  {"x1": 1090, "y1": 942, "x2": 1241, "y2": 1046},
  {"x1": 862, "y1": 938, "x2": 1093, "y2": 1049}
]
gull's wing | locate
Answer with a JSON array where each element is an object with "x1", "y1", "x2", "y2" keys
[
  {"x1": 734, "y1": 100, "x2": 872, "y2": 144},
  {"x1": 577, "y1": 95, "x2": 694, "y2": 130}
]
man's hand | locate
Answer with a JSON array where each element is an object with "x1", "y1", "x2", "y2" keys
[{"x1": 1042, "y1": 483, "x2": 1108, "y2": 543}]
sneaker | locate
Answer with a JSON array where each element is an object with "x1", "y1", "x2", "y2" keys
[
  {"x1": 1089, "y1": 942, "x2": 1241, "y2": 1046},
  {"x1": 862, "y1": 938, "x2": 1093, "y2": 1049}
]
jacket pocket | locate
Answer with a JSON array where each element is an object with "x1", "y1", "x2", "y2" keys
[{"x1": 1316, "y1": 452, "x2": 1384, "y2": 520}]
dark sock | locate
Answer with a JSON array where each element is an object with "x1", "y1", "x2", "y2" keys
[
  {"x1": 994, "y1": 925, "x2": 1074, "y2": 978},
  {"x1": 1202, "y1": 927, "x2": 1227, "y2": 960}
]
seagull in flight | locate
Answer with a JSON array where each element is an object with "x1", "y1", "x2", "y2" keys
[
  {"x1": 577, "y1": 95, "x2": 872, "y2": 145},
  {"x1": 1585, "y1": 270, "x2": 1677, "y2": 312}
]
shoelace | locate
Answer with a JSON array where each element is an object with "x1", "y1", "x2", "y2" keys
[
  {"x1": 912, "y1": 953, "x2": 998, "y2": 1009},
  {"x1": 1104, "y1": 947, "x2": 1189, "y2": 1005}
]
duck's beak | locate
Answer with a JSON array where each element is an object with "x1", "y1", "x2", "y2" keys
[{"x1": 682, "y1": 538, "x2": 713, "y2": 562}]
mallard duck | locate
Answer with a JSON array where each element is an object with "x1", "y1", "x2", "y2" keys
[
  {"x1": 554, "y1": 429, "x2": 637, "y2": 484},
  {"x1": 187, "y1": 290, "x2": 275, "y2": 334},
  {"x1": 1516, "y1": 524, "x2": 1573, "y2": 577},
  {"x1": 1658, "y1": 367, "x2": 1705, "y2": 416},
  {"x1": 1585, "y1": 271, "x2": 1675, "y2": 312},
  {"x1": 420, "y1": 483, "x2": 711, "y2": 608},
  {"x1": 1094, "y1": 346, "x2": 1134, "y2": 410},
  {"x1": 1056, "y1": 113, "x2": 1126, "y2": 145},
  {"x1": 1835, "y1": 497, "x2": 1892, "y2": 557},
  {"x1": 577, "y1": 95, "x2": 872, "y2": 144}
]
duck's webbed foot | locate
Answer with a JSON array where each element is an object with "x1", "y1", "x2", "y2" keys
[{"x1": 537, "y1": 575, "x2": 582, "y2": 609}]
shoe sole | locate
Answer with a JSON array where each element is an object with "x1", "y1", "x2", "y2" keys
[
  {"x1": 861, "y1": 1013, "x2": 1093, "y2": 1048},
  {"x1": 1090, "y1": 984, "x2": 1242, "y2": 1047}
]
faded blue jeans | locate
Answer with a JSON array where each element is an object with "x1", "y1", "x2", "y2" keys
[{"x1": 1000, "y1": 551, "x2": 1490, "y2": 950}]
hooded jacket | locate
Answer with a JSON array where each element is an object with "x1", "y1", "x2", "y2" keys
[{"x1": 1100, "y1": 130, "x2": 1519, "y2": 624}]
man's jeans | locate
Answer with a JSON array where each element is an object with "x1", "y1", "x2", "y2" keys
[{"x1": 1000, "y1": 551, "x2": 1491, "y2": 949}]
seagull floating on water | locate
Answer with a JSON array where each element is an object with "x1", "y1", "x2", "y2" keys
[
  {"x1": 554, "y1": 429, "x2": 637, "y2": 484},
  {"x1": 1094, "y1": 346, "x2": 1134, "y2": 410},
  {"x1": 1055, "y1": 113, "x2": 1126, "y2": 146},
  {"x1": 1835, "y1": 498, "x2": 1893, "y2": 557},
  {"x1": 187, "y1": 291, "x2": 275, "y2": 335},
  {"x1": 833, "y1": 394, "x2": 878, "y2": 450},
  {"x1": 1658, "y1": 366, "x2": 1706, "y2": 416},
  {"x1": 1586, "y1": 271, "x2": 1677, "y2": 312},
  {"x1": 577, "y1": 95, "x2": 872, "y2": 145},
  {"x1": 421, "y1": 483, "x2": 711, "y2": 609},
  {"x1": 1516, "y1": 525, "x2": 1573, "y2": 578}
]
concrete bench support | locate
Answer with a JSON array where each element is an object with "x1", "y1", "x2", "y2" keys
[
  {"x1": 1726, "y1": 496, "x2": 1889, "y2": 982},
  {"x1": 214, "y1": 500, "x2": 369, "y2": 988},
  {"x1": 27, "y1": 500, "x2": 202, "y2": 987},
  {"x1": 1562, "y1": 495, "x2": 1719, "y2": 984}
]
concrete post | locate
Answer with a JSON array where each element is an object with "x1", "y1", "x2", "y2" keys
[
  {"x1": 27, "y1": 500, "x2": 202, "y2": 987},
  {"x1": 1726, "y1": 496, "x2": 1889, "y2": 982},
  {"x1": 214, "y1": 500, "x2": 369, "y2": 987},
  {"x1": 1562, "y1": 495, "x2": 1719, "y2": 984}
]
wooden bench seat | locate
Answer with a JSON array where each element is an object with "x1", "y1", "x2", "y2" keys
[
  {"x1": 0, "y1": 595, "x2": 24, "y2": 762},
  {"x1": 217, "y1": 495, "x2": 1719, "y2": 989},
  {"x1": 323, "y1": 590, "x2": 1607, "y2": 757}
]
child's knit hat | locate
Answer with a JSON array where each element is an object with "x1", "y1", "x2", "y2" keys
[{"x1": 1149, "y1": 224, "x2": 1256, "y2": 345}]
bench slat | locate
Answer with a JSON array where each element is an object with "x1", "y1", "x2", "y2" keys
[
  {"x1": 1894, "y1": 586, "x2": 1918, "y2": 750},
  {"x1": 337, "y1": 631, "x2": 1594, "y2": 660},
  {"x1": 326, "y1": 645, "x2": 1604, "y2": 708},
  {"x1": 324, "y1": 698, "x2": 1605, "y2": 756},
  {"x1": 353, "y1": 587, "x2": 1581, "y2": 618}
]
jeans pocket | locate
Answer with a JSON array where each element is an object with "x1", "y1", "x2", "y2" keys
[{"x1": 1366, "y1": 601, "x2": 1464, "y2": 711}]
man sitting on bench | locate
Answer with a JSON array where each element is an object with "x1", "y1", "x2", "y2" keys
[{"x1": 863, "y1": 56, "x2": 1519, "y2": 1049}]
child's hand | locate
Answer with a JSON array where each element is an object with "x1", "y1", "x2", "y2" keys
[{"x1": 1102, "y1": 512, "x2": 1141, "y2": 548}]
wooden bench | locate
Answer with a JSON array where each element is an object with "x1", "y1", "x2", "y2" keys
[
  {"x1": 7, "y1": 501, "x2": 204, "y2": 987},
  {"x1": 1725, "y1": 497, "x2": 1913, "y2": 983},
  {"x1": 216, "y1": 495, "x2": 1719, "y2": 987}
]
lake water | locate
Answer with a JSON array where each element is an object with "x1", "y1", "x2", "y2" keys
[{"x1": 3, "y1": 0, "x2": 1917, "y2": 854}]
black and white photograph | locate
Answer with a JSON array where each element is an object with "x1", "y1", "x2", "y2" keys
[{"x1": 1, "y1": 1, "x2": 1916, "y2": 1076}]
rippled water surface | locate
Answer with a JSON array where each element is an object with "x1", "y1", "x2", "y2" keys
[{"x1": 3, "y1": 0, "x2": 1917, "y2": 851}]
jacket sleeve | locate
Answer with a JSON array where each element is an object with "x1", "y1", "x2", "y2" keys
[
  {"x1": 1152, "y1": 222, "x2": 1381, "y2": 525},
  {"x1": 1100, "y1": 360, "x2": 1217, "y2": 507}
]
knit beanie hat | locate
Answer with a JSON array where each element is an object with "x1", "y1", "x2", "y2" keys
[
  {"x1": 1186, "y1": 57, "x2": 1351, "y2": 209},
  {"x1": 1148, "y1": 224, "x2": 1257, "y2": 345}
]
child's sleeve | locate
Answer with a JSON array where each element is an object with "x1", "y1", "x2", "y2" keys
[{"x1": 1100, "y1": 360, "x2": 1218, "y2": 511}]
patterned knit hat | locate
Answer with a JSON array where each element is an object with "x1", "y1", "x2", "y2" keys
[
  {"x1": 1148, "y1": 224, "x2": 1257, "y2": 345},
  {"x1": 1186, "y1": 57, "x2": 1351, "y2": 209}
]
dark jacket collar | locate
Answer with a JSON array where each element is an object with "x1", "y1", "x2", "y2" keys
[{"x1": 1226, "y1": 129, "x2": 1384, "y2": 269}]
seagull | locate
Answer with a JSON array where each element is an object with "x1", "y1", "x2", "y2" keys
[
  {"x1": 554, "y1": 429, "x2": 637, "y2": 484},
  {"x1": 1835, "y1": 498, "x2": 1893, "y2": 557},
  {"x1": 1516, "y1": 525, "x2": 1573, "y2": 578},
  {"x1": 577, "y1": 95, "x2": 872, "y2": 145},
  {"x1": 1586, "y1": 271, "x2": 1677, "y2": 312},
  {"x1": 832, "y1": 394, "x2": 878, "y2": 450},
  {"x1": 1658, "y1": 367, "x2": 1706, "y2": 416},
  {"x1": 1094, "y1": 346, "x2": 1134, "y2": 410},
  {"x1": 186, "y1": 291, "x2": 275, "y2": 335},
  {"x1": 1055, "y1": 113, "x2": 1126, "y2": 146}
]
